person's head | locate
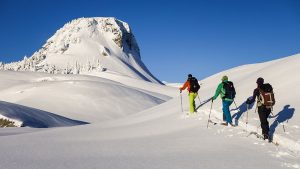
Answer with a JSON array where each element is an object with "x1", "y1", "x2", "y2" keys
[
  {"x1": 188, "y1": 74, "x2": 193, "y2": 80},
  {"x1": 256, "y1": 77, "x2": 264, "y2": 87},
  {"x1": 221, "y1": 75, "x2": 228, "y2": 82}
]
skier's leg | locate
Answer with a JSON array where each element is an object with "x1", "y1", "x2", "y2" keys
[
  {"x1": 193, "y1": 93, "x2": 197, "y2": 112},
  {"x1": 258, "y1": 106, "x2": 269, "y2": 138},
  {"x1": 265, "y1": 107, "x2": 271, "y2": 136},
  {"x1": 189, "y1": 93, "x2": 195, "y2": 113},
  {"x1": 222, "y1": 101, "x2": 226, "y2": 123},
  {"x1": 222, "y1": 101, "x2": 233, "y2": 124}
]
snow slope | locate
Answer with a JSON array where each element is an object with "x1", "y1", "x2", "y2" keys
[
  {"x1": 0, "y1": 101, "x2": 88, "y2": 128},
  {"x1": 0, "y1": 53, "x2": 299, "y2": 168},
  {"x1": 0, "y1": 17, "x2": 161, "y2": 83},
  {"x1": 167, "y1": 53, "x2": 300, "y2": 153},
  {"x1": 196, "y1": 53, "x2": 300, "y2": 150},
  {"x1": 0, "y1": 71, "x2": 169, "y2": 124}
]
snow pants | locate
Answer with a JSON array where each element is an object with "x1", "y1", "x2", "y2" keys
[
  {"x1": 222, "y1": 100, "x2": 233, "y2": 124},
  {"x1": 258, "y1": 105, "x2": 271, "y2": 137},
  {"x1": 189, "y1": 92, "x2": 198, "y2": 113}
]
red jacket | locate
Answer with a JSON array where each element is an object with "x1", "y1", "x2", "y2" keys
[{"x1": 180, "y1": 80, "x2": 190, "y2": 92}]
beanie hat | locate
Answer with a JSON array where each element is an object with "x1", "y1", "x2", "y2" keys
[
  {"x1": 221, "y1": 75, "x2": 228, "y2": 82},
  {"x1": 256, "y1": 77, "x2": 264, "y2": 86}
]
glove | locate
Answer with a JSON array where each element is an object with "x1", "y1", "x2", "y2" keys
[
  {"x1": 179, "y1": 89, "x2": 182, "y2": 93},
  {"x1": 246, "y1": 98, "x2": 251, "y2": 105},
  {"x1": 211, "y1": 97, "x2": 214, "y2": 102}
]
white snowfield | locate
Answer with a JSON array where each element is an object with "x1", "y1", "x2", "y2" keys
[
  {"x1": 0, "y1": 53, "x2": 299, "y2": 169},
  {"x1": 0, "y1": 71, "x2": 168, "y2": 124}
]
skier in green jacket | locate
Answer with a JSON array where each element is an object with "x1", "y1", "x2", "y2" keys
[{"x1": 212, "y1": 75, "x2": 236, "y2": 126}]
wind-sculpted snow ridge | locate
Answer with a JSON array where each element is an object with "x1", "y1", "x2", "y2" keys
[
  {"x1": 0, "y1": 101, "x2": 88, "y2": 128},
  {"x1": 0, "y1": 17, "x2": 161, "y2": 84},
  {"x1": 0, "y1": 71, "x2": 168, "y2": 124}
]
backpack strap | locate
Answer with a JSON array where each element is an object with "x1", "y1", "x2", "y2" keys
[{"x1": 257, "y1": 89, "x2": 263, "y2": 106}]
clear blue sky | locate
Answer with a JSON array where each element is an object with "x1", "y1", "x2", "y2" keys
[{"x1": 0, "y1": 0, "x2": 299, "y2": 82}]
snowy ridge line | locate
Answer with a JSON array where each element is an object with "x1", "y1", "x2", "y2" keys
[
  {"x1": 0, "y1": 114, "x2": 22, "y2": 127},
  {"x1": 163, "y1": 82, "x2": 182, "y2": 88},
  {"x1": 205, "y1": 109, "x2": 300, "y2": 153}
]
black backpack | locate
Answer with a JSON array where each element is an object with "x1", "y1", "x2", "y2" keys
[
  {"x1": 189, "y1": 77, "x2": 200, "y2": 93},
  {"x1": 222, "y1": 81, "x2": 236, "y2": 99}
]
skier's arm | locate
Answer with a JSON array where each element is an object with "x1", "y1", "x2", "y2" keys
[
  {"x1": 212, "y1": 83, "x2": 223, "y2": 100},
  {"x1": 180, "y1": 81, "x2": 189, "y2": 91},
  {"x1": 246, "y1": 88, "x2": 259, "y2": 104}
]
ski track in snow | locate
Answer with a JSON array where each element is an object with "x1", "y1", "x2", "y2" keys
[
  {"x1": 172, "y1": 106, "x2": 300, "y2": 169},
  {"x1": 196, "y1": 106, "x2": 300, "y2": 168}
]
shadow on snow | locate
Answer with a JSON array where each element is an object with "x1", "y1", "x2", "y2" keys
[
  {"x1": 0, "y1": 101, "x2": 89, "y2": 128},
  {"x1": 269, "y1": 104, "x2": 295, "y2": 136},
  {"x1": 231, "y1": 97, "x2": 254, "y2": 125}
]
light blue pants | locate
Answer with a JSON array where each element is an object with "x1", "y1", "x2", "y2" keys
[{"x1": 222, "y1": 100, "x2": 233, "y2": 124}]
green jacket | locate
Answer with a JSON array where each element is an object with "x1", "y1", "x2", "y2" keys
[{"x1": 212, "y1": 80, "x2": 233, "y2": 102}]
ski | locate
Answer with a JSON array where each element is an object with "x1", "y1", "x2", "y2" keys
[
  {"x1": 208, "y1": 119, "x2": 217, "y2": 125},
  {"x1": 208, "y1": 120, "x2": 236, "y2": 127},
  {"x1": 247, "y1": 131, "x2": 279, "y2": 146}
]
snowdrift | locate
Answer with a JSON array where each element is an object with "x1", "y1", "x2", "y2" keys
[
  {"x1": 0, "y1": 71, "x2": 168, "y2": 125},
  {"x1": 0, "y1": 101, "x2": 88, "y2": 128}
]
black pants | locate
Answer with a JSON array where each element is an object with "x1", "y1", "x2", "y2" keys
[{"x1": 258, "y1": 106, "x2": 271, "y2": 136}]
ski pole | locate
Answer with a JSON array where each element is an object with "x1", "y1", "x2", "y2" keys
[
  {"x1": 246, "y1": 104, "x2": 249, "y2": 130},
  {"x1": 254, "y1": 101, "x2": 258, "y2": 113},
  {"x1": 198, "y1": 83, "x2": 203, "y2": 103},
  {"x1": 180, "y1": 92, "x2": 183, "y2": 112},
  {"x1": 207, "y1": 98, "x2": 213, "y2": 128},
  {"x1": 270, "y1": 107, "x2": 274, "y2": 116},
  {"x1": 255, "y1": 103, "x2": 258, "y2": 113},
  {"x1": 233, "y1": 100, "x2": 238, "y2": 110},
  {"x1": 197, "y1": 95, "x2": 201, "y2": 104}
]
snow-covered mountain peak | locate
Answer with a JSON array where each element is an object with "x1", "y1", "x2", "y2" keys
[
  {"x1": 1, "y1": 17, "x2": 161, "y2": 83},
  {"x1": 45, "y1": 17, "x2": 140, "y2": 58}
]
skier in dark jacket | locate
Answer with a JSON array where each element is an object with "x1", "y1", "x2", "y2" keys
[{"x1": 246, "y1": 77, "x2": 271, "y2": 140}]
